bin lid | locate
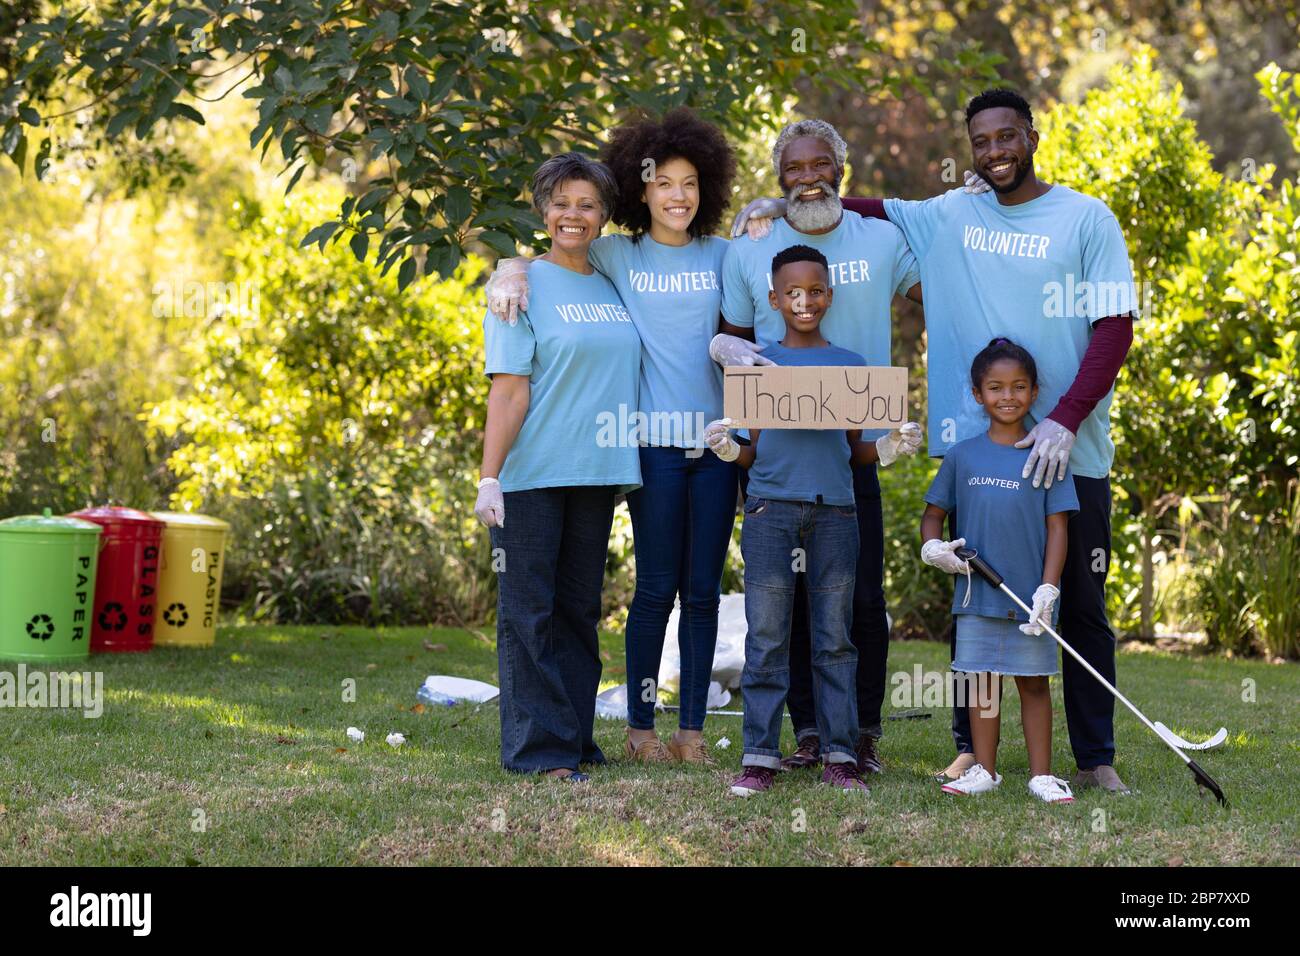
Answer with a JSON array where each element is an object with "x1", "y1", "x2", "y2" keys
[
  {"x1": 0, "y1": 508, "x2": 104, "y2": 534},
  {"x1": 68, "y1": 505, "x2": 166, "y2": 529},
  {"x1": 149, "y1": 511, "x2": 231, "y2": 531}
]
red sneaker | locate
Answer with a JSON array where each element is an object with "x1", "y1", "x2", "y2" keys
[
  {"x1": 822, "y1": 761, "x2": 870, "y2": 792},
  {"x1": 729, "y1": 766, "x2": 776, "y2": 797}
]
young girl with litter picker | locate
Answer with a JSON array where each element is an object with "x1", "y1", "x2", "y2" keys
[{"x1": 919, "y1": 337, "x2": 1079, "y2": 803}]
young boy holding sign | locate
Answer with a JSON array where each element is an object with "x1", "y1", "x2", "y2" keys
[{"x1": 704, "y1": 245, "x2": 922, "y2": 795}]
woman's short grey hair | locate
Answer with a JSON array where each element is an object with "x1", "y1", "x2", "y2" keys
[
  {"x1": 772, "y1": 119, "x2": 848, "y2": 178},
  {"x1": 530, "y1": 152, "x2": 618, "y2": 224}
]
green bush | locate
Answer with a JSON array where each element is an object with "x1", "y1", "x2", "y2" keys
[
  {"x1": 881, "y1": 448, "x2": 945, "y2": 640},
  {"x1": 1249, "y1": 484, "x2": 1300, "y2": 660},
  {"x1": 1038, "y1": 49, "x2": 1300, "y2": 640},
  {"x1": 1188, "y1": 487, "x2": 1300, "y2": 660},
  {"x1": 147, "y1": 186, "x2": 496, "y2": 625},
  {"x1": 1189, "y1": 503, "x2": 1259, "y2": 655}
]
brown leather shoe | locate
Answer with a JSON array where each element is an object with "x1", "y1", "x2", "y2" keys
[
  {"x1": 856, "y1": 735, "x2": 884, "y2": 775},
  {"x1": 934, "y1": 751, "x2": 977, "y2": 782},
  {"x1": 624, "y1": 727, "x2": 671, "y2": 764},
  {"x1": 780, "y1": 734, "x2": 821, "y2": 770},
  {"x1": 668, "y1": 732, "x2": 716, "y2": 766}
]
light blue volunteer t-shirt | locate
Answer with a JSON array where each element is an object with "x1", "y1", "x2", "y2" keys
[
  {"x1": 483, "y1": 259, "x2": 642, "y2": 493},
  {"x1": 721, "y1": 214, "x2": 918, "y2": 439},
  {"x1": 588, "y1": 233, "x2": 728, "y2": 448},
  {"x1": 745, "y1": 342, "x2": 868, "y2": 507},
  {"x1": 884, "y1": 185, "x2": 1137, "y2": 478},
  {"x1": 923, "y1": 432, "x2": 1080, "y2": 622}
]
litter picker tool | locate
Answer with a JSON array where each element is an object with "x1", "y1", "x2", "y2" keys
[{"x1": 954, "y1": 546, "x2": 1227, "y2": 806}]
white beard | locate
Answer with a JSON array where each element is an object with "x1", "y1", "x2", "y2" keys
[{"x1": 785, "y1": 185, "x2": 843, "y2": 233}]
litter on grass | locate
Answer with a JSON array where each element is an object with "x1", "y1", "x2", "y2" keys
[
  {"x1": 594, "y1": 681, "x2": 730, "y2": 720},
  {"x1": 416, "y1": 686, "x2": 456, "y2": 707},
  {"x1": 386, "y1": 732, "x2": 406, "y2": 748},
  {"x1": 417, "y1": 675, "x2": 499, "y2": 705},
  {"x1": 594, "y1": 684, "x2": 641, "y2": 721},
  {"x1": 346, "y1": 726, "x2": 365, "y2": 743}
]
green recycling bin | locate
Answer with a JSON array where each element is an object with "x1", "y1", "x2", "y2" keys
[{"x1": 0, "y1": 509, "x2": 103, "y2": 662}]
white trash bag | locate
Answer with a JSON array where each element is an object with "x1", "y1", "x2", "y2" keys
[
  {"x1": 594, "y1": 684, "x2": 629, "y2": 721},
  {"x1": 658, "y1": 593, "x2": 748, "y2": 694},
  {"x1": 707, "y1": 681, "x2": 732, "y2": 710}
]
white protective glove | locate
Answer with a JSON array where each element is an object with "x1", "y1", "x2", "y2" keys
[
  {"x1": 709, "y1": 333, "x2": 776, "y2": 367},
  {"x1": 1019, "y1": 583, "x2": 1061, "y2": 636},
  {"x1": 1014, "y1": 418, "x2": 1076, "y2": 489},
  {"x1": 474, "y1": 477, "x2": 505, "y2": 528},
  {"x1": 729, "y1": 196, "x2": 786, "y2": 240},
  {"x1": 963, "y1": 169, "x2": 992, "y2": 194},
  {"x1": 485, "y1": 257, "x2": 532, "y2": 326},
  {"x1": 703, "y1": 418, "x2": 740, "y2": 462},
  {"x1": 875, "y1": 421, "x2": 923, "y2": 467},
  {"x1": 921, "y1": 537, "x2": 970, "y2": 575}
]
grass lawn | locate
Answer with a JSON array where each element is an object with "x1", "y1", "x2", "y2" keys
[{"x1": 1, "y1": 624, "x2": 1295, "y2": 866}]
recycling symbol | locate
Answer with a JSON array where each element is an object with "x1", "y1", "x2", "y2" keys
[
  {"x1": 99, "y1": 602, "x2": 128, "y2": 631},
  {"x1": 163, "y1": 602, "x2": 189, "y2": 627},
  {"x1": 26, "y1": 613, "x2": 55, "y2": 641}
]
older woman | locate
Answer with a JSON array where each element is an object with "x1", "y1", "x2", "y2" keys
[
  {"x1": 474, "y1": 152, "x2": 642, "y2": 782},
  {"x1": 485, "y1": 109, "x2": 739, "y2": 767}
]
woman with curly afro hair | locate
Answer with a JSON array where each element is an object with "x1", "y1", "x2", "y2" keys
[{"x1": 484, "y1": 107, "x2": 741, "y2": 768}]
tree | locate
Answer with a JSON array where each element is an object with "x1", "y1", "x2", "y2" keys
[
  {"x1": 145, "y1": 183, "x2": 497, "y2": 624},
  {"x1": 1036, "y1": 48, "x2": 1299, "y2": 637},
  {"x1": 1, "y1": 0, "x2": 982, "y2": 288}
]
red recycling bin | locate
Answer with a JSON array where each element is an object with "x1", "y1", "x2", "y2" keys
[{"x1": 67, "y1": 506, "x2": 165, "y2": 653}]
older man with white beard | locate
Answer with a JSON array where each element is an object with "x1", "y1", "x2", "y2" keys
[{"x1": 709, "y1": 119, "x2": 922, "y2": 779}]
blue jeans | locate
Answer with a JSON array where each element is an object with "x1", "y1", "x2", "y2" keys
[
  {"x1": 787, "y1": 462, "x2": 889, "y2": 742},
  {"x1": 624, "y1": 446, "x2": 739, "y2": 730},
  {"x1": 489, "y1": 485, "x2": 615, "y2": 774},
  {"x1": 739, "y1": 496, "x2": 860, "y2": 769}
]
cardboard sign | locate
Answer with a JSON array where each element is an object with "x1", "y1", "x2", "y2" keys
[{"x1": 724, "y1": 366, "x2": 908, "y2": 430}]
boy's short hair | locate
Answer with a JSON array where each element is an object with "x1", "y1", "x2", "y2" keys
[{"x1": 770, "y1": 244, "x2": 829, "y2": 281}]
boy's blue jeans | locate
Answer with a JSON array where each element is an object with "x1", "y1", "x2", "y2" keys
[{"x1": 739, "y1": 495, "x2": 860, "y2": 769}]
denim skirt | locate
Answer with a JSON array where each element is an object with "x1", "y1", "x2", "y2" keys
[{"x1": 953, "y1": 613, "x2": 1058, "y2": 676}]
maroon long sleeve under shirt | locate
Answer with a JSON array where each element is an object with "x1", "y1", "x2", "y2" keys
[{"x1": 838, "y1": 195, "x2": 1134, "y2": 432}]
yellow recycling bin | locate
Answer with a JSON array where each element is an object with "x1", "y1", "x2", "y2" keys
[{"x1": 150, "y1": 512, "x2": 230, "y2": 647}]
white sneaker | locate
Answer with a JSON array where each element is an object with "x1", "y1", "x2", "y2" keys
[
  {"x1": 940, "y1": 762, "x2": 1002, "y2": 795},
  {"x1": 1028, "y1": 774, "x2": 1075, "y2": 803}
]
